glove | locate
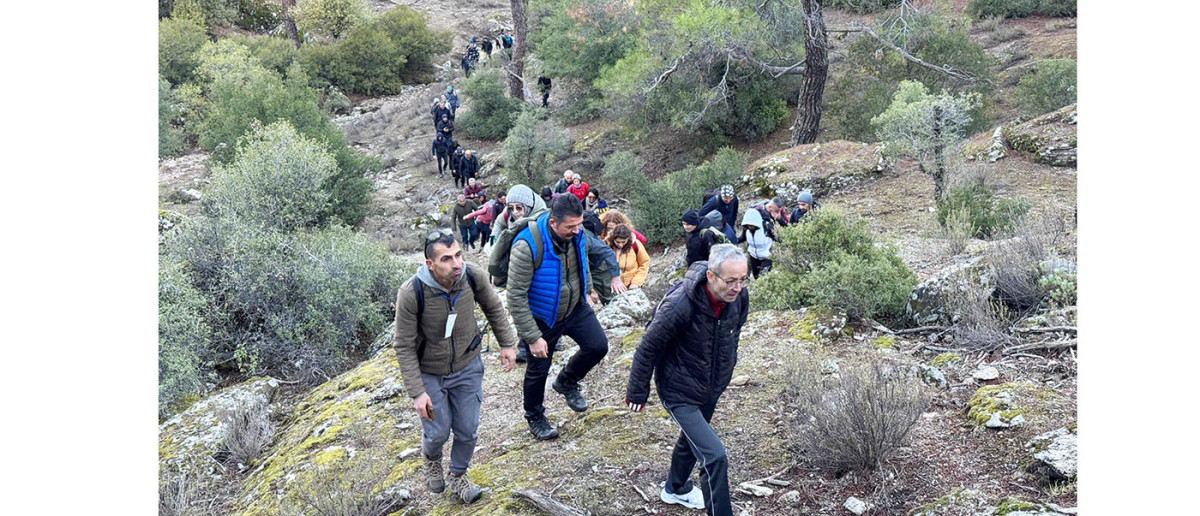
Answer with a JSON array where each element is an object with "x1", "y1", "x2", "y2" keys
[{"x1": 625, "y1": 398, "x2": 644, "y2": 413}]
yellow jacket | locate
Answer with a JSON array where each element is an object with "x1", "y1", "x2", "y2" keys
[{"x1": 615, "y1": 241, "x2": 651, "y2": 287}]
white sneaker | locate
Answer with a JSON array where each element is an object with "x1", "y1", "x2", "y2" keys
[{"x1": 660, "y1": 484, "x2": 705, "y2": 510}]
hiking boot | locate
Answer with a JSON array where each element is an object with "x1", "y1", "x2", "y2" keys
[
  {"x1": 526, "y1": 416, "x2": 559, "y2": 440},
  {"x1": 423, "y1": 454, "x2": 445, "y2": 494},
  {"x1": 660, "y1": 484, "x2": 705, "y2": 510},
  {"x1": 447, "y1": 472, "x2": 483, "y2": 503},
  {"x1": 552, "y1": 376, "x2": 588, "y2": 413},
  {"x1": 515, "y1": 343, "x2": 530, "y2": 364}
]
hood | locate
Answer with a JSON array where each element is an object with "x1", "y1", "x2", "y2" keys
[
  {"x1": 741, "y1": 207, "x2": 763, "y2": 228},
  {"x1": 682, "y1": 261, "x2": 713, "y2": 308},
  {"x1": 415, "y1": 263, "x2": 463, "y2": 295}
]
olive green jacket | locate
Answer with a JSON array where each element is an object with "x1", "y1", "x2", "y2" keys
[{"x1": 393, "y1": 264, "x2": 518, "y2": 398}]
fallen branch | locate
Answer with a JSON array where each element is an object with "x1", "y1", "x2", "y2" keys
[
  {"x1": 894, "y1": 326, "x2": 948, "y2": 335},
  {"x1": 631, "y1": 484, "x2": 649, "y2": 503},
  {"x1": 1012, "y1": 326, "x2": 1077, "y2": 334},
  {"x1": 512, "y1": 489, "x2": 591, "y2": 516},
  {"x1": 744, "y1": 464, "x2": 792, "y2": 486},
  {"x1": 1002, "y1": 339, "x2": 1077, "y2": 355}
]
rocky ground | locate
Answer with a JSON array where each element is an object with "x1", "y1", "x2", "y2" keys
[{"x1": 159, "y1": 3, "x2": 1079, "y2": 515}]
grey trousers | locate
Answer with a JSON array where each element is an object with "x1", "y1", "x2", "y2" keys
[
  {"x1": 665, "y1": 400, "x2": 732, "y2": 516},
  {"x1": 419, "y1": 355, "x2": 484, "y2": 474}
]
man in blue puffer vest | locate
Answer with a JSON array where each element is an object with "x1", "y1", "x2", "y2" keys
[{"x1": 507, "y1": 194, "x2": 608, "y2": 440}]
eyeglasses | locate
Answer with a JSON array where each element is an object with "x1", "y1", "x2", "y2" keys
[
  {"x1": 507, "y1": 203, "x2": 526, "y2": 213},
  {"x1": 712, "y1": 274, "x2": 750, "y2": 288},
  {"x1": 426, "y1": 229, "x2": 455, "y2": 243}
]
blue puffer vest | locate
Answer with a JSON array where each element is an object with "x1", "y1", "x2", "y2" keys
[{"x1": 514, "y1": 212, "x2": 590, "y2": 328}]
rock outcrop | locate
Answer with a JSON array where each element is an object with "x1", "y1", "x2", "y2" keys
[
  {"x1": 1003, "y1": 104, "x2": 1077, "y2": 168},
  {"x1": 1025, "y1": 427, "x2": 1078, "y2": 481},
  {"x1": 741, "y1": 140, "x2": 885, "y2": 201},
  {"x1": 906, "y1": 255, "x2": 994, "y2": 326}
]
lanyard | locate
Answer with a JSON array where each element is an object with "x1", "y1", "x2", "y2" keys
[{"x1": 440, "y1": 290, "x2": 462, "y2": 313}]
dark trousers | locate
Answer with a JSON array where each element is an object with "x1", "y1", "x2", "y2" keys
[
  {"x1": 748, "y1": 256, "x2": 772, "y2": 279},
  {"x1": 523, "y1": 302, "x2": 608, "y2": 420},
  {"x1": 474, "y1": 221, "x2": 492, "y2": 247},
  {"x1": 453, "y1": 172, "x2": 464, "y2": 189},
  {"x1": 436, "y1": 153, "x2": 449, "y2": 176},
  {"x1": 459, "y1": 224, "x2": 477, "y2": 249},
  {"x1": 665, "y1": 399, "x2": 731, "y2": 516}
]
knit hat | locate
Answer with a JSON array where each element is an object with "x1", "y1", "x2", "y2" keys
[
  {"x1": 720, "y1": 184, "x2": 734, "y2": 197},
  {"x1": 797, "y1": 190, "x2": 814, "y2": 205},
  {"x1": 506, "y1": 184, "x2": 536, "y2": 209},
  {"x1": 681, "y1": 209, "x2": 701, "y2": 226},
  {"x1": 447, "y1": 85, "x2": 454, "y2": 92}
]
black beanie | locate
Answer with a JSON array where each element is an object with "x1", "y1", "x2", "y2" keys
[{"x1": 682, "y1": 209, "x2": 701, "y2": 225}]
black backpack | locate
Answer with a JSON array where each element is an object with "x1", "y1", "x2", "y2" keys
[
  {"x1": 487, "y1": 208, "x2": 548, "y2": 287},
  {"x1": 412, "y1": 265, "x2": 484, "y2": 360},
  {"x1": 645, "y1": 279, "x2": 687, "y2": 330},
  {"x1": 702, "y1": 188, "x2": 719, "y2": 206}
]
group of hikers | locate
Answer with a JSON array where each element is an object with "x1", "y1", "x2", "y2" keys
[
  {"x1": 396, "y1": 169, "x2": 821, "y2": 514},
  {"x1": 431, "y1": 85, "x2": 484, "y2": 191},
  {"x1": 460, "y1": 30, "x2": 514, "y2": 78}
]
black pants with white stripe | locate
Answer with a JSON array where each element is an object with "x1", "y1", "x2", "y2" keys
[{"x1": 665, "y1": 399, "x2": 732, "y2": 516}]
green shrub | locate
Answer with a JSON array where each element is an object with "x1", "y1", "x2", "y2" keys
[
  {"x1": 457, "y1": 69, "x2": 526, "y2": 140},
  {"x1": 234, "y1": 0, "x2": 282, "y2": 32},
  {"x1": 299, "y1": 6, "x2": 451, "y2": 94},
  {"x1": 159, "y1": 17, "x2": 209, "y2": 85},
  {"x1": 1015, "y1": 59, "x2": 1077, "y2": 117},
  {"x1": 722, "y1": 75, "x2": 791, "y2": 142},
  {"x1": 159, "y1": 255, "x2": 215, "y2": 419},
  {"x1": 1037, "y1": 268, "x2": 1076, "y2": 307},
  {"x1": 294, "y1": 0, "x2": 370, "y2": 38},
  {"x1": 627, "y1": 147, "x2": 744, "y2": 244},
  {"x1": 936, "y1": 183, "x2": 1031, "y2": 239},
  {"x1": 163, "y1": 219, "x2": 402, "y2": 382},
  {"x1": 223, "y1": 33, "x2": 301, "y2": 77},
  {"x1": 502, "y1": 109, "x2": 570, "y2": 189},
  {"x1": 825, "y1": 0, "x2": 902, "y2": 13},
  {"x1": 196, "y1": 0, "x2": 241, "y2": 26},
  {"x1": 758, "y1": 208, "x2": 917, "y2": 321},
  {"x1": 170, "y1": 0, "x2": 208, "y2": 26},
  {"x1": 600, "y1": 150, "x2": 647, "y2": 197},
  {"x1": 204, "y1": 121, "x2": 338, "y2": 231},
  {"x1": 160, "y1": 77, "x2": 186, "y2": 157},
  {"x1": 322, "y1": 86, "x2": 351, "y2": 114},
  {"x1": 966, "y1": 0, "x2": 1076, "y2": 19}
]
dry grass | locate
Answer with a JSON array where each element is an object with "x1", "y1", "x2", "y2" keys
[
  {"x1": 988, "y1": 209, "x2": 1073, "y2": 311},
  {"x1": 286, "y1": 457, "x2": 409, "y2": 516},
  {"x1": 217, "y1": 399, "x2": 276, "y2": 469}
]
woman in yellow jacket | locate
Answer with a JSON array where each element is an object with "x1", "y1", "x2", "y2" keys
[{"x1": 605, "y1": 224, "x2": 650, "y2": 289}]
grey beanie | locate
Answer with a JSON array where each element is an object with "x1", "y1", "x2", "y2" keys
[
  {"x1": 506, "y1": 184, "x2": 536, "y2": 209},
  {"x1": 797, "y1": 190, "x2": 814, "y2": 205}
]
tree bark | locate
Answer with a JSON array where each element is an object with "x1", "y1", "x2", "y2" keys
[
  {"x1": 790, "y1": 0, "x2": 829, "y2": 145},
  {"x1": 281, "y1": 0, "x2": 301, "y2": 48},
  {"x1": 932, "y1": 104, "x2": 945, "y2": 199},
  {"x1": 509, "y1": 0, "x2": 528, "y2": 100}
]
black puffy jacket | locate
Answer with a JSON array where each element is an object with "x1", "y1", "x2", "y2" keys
[{"x1": 626, "y1": 261, "x2": 749, "y2": 407}]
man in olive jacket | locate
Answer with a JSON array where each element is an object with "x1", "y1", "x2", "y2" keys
[
  {"x1": 625, "y1": 244, "x2": 750, "y2": 516},
  {"x1": 508, "y1": 194, "x2": 609, "y2": 440},
  {"x1": 394, "y1": 230, "x2": 518, "y2": 503}
]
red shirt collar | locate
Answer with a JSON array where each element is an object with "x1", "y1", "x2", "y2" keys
[{"x1": 703, "y1": 283, "x2": 725, "y2": 318}]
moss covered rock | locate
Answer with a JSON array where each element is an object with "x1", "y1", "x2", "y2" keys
[
  {"x1": 909, "y1": 488, "x2": 989, "y2": 516},
  {"x1": 788, "y1": 306, "x2": 850, "y2": 344},
  {"x1": 906, "y1": 255, "x2": 993, "y2": 326},
  {"x1": 740, "y1": 141, "x2": 885, "y2": 201},
  {"x1": 991, "y1": 496, "x2": 1070, "y2": 515},
  {"x1": 966, "y1": 382, "x2": 1059, "y2": 429},
  {"x1": 1002, "y1": 104, "x2": 1076, "y2": 168}
]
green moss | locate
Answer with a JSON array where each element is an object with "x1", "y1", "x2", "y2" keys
[
  {"x1": 993, "y1": 497, "x2": 1043, "y2": 515},
  {"x1": 873, "y1": 335, "x2": 897, "y2": 350},
  {"x1": 966, "y1": 382, "x2": 1059, "y2": 427},
  {"x1": 931, "y1": 352, "x2": 962, "y2": 367},
  {"x1": 313, "y1": 446, "x2": 347, "y2": 465},
  {"x1": 620, "y1": 329, "x2": 645, "y2": 353},
  {"x1": 908, "y1": 488, "x2": 985, "y2": 516}
]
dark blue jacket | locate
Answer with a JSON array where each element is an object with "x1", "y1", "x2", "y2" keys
[{"x1": 700, "y1": 194, "x2": 739, "y2": 230}]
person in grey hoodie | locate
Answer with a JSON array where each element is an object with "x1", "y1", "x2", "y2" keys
[{"x1": 394, "y1": 230, "x2": 518, "y2": 503}]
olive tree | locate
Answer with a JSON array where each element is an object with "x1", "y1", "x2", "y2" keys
[
  {"x1": 872, "y1": 80, "x2": 978, "y2": 199},
  {"x1": 501, "y1": 109, "x2": 569, "y2": 188}
]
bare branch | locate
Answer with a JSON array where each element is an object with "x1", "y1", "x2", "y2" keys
[
  {"x1": 850, "y1": 24, "x2": 980, "y2": 83},
  {"x1": 646, "y1": 55, "x2": 684, "y2": 94},
  {"x1": 727, "y1": 47, "x2": 805, "y2": 77}
]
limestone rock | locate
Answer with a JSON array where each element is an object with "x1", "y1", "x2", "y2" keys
[
  {"x1": 780, "y1": 490, "x2": 802, "y2": 504},
  {"x1": 1025, "y1": 427, "x2": 1078, "y2": 480},
  {"x1": 910, "y1": 488, "x2": 990, "y2": 516},
  {"x1": 967, "y1": 382, "x2": 1056, "y2": 429},
  {"x1": 788, "y1": 306, "x2": 849, "y2": 344},
  {"x1": 737, "y1": 482, "x2": 773, "y2": 497},
  {"x1": 1003, "y1": 104, "x2": 1077, "y2": 168},
  {"x1": 991, "y1": 496, "x2": 1071, "y2": 515},
  {"x1": 596, "y1": 289, "x2": 652, "y2": 329},
  {"x1": 844, "y1": 496, "x2": 869, "y2": 514},
  {"x1": 973, "y1": 365, "x2": 1000, "y2": 381},
  {"x1": 906, "y1": 255, "x2": 993, "y2": 326},
  {"x1": 1015, "y1": 307, "x2": 1077, "y2": 329},
  {"x1": 478, "y1": 151, "x2": 502, "y2": 178},
  {"x1": 919, "y1": 364, "x2": 948, "y2": 388},
  {"x1": 740, "y1": 141, "x2": 885, "y2": 202},
  {"x1": 731, "y1": 375, "x2": 751, "y2": 386}
]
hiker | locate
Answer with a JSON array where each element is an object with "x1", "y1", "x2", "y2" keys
[
  {"x1": 700, "y1": 184, "x2": 739, "y2": 231},
  {"x1": 480, "y1": 35, "x2": 493, "y2": 57},
  {"x1": 464, "y1": 177, "x2": 484, "y2": 200},
  {"x1": 445, "y1": 86, "x2": 460, "y2": 117},
  {"x1": 507, "y1": 194, "x2": 609, "y2": 440},
  {"x1": 393, "y1": 229, "x2": 519, "y2": 504},
  {"x1": 606, "y1": 224, "x2": 650, "y2": 289},
  {"x1": 792, "y1": 190, "x2": 818, "y2": 222},
  {"x1": 582, "y1": 209, "x2": 626, "y2": 306},
  {"x1": 464, "y1": 192, "x2": 499, "y2": 253},
  {"x1": 492, "y1": 184, "x2": 546, "y2": 237},
  {"x1": 704, "y1": 211, "x2": 738, "y2": 245},
  {"x1": 538, "y1": 76, "x2": 552, "y2": 108},
  {"x1": 449, "y1": 146, "x2": 466, "y2": 189},
  {"x1": 432, "y1": 132, "x2": 453, "y2": 178},
  {"x1": 682, "y1": 209, "x2": 720, "y2": 267},
  {"x1": 437, "y1": 114, "x2": 455, "y2": 142},
  {"x1": 433, "y1": 99, "x2": 452, "y2": 127},
  {"x1": 566, "y1": 173, "x2": 589, "y2": 201},
  {"x1": 451, "y1": 194, "x2": 480, "y2": 250},
  {"x1": 752, "y1": 197, "x2": 789, "y2": 241},
  {"x1": 625, "y1": 244, "x2": 750, "y2": 516},
  {"x1": 740, "y1": 208, "x2": 773, "y2": 279},
  {"x1": 540, "y1": 186, "x2": 555, "y2": 205},
  {"x1": 584, "y1": 189, "x2": 607, "y2": 212},
  {"x1": 460, "y1": 150, "x2": 480, "y2": 183},
  {"x1": 552, "y1": 170, "x2": 572, "y2": 195},
  {"x1": 599, "y1": 209, "x2": 647, "y2": 245},
  {"x1": 500, "y1": 29, "x2": 513, "y2": 49}
]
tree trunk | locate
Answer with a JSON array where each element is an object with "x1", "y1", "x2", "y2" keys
[
  {"x1": 932, "y1": 104, "x2": 945, "y2": 199},
  {"x1": 281, "y1": 0, "x2": 301, "y2": 48},
  {"x1": 790, "y1": 0, "x2": 829, "y2": 145},
  {"x1": 509, "y1": 0, "x2": 528, "y2": 100},
  {"x1": 160, "y1": 0, "x2": 175, "y2": 19}
]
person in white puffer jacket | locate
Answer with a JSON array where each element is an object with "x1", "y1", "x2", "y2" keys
[{"x1": 740, "y1": 208, "x2": 773, "y2": 279}]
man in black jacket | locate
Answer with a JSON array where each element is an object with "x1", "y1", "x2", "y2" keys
[
  {"x1": 682, "y1": 209, "x2": 720, "y2": 267},
  {"x1": 625, "y1": 244, "x2": 749, "y2": 516},
  {"x1": 459, "y1": 150, "x2": 480, "y2": 183}
]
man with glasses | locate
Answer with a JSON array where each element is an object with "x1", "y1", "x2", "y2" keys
[
  {"x1": 624, "y1": 244, "x2": 750, "y2": 515},
  {"x1": 394, "y1": 229, "x2": 519, "y2": 504},
  {"x1": 507, "y1": 194, "x2": 609, "y2": 440}
]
